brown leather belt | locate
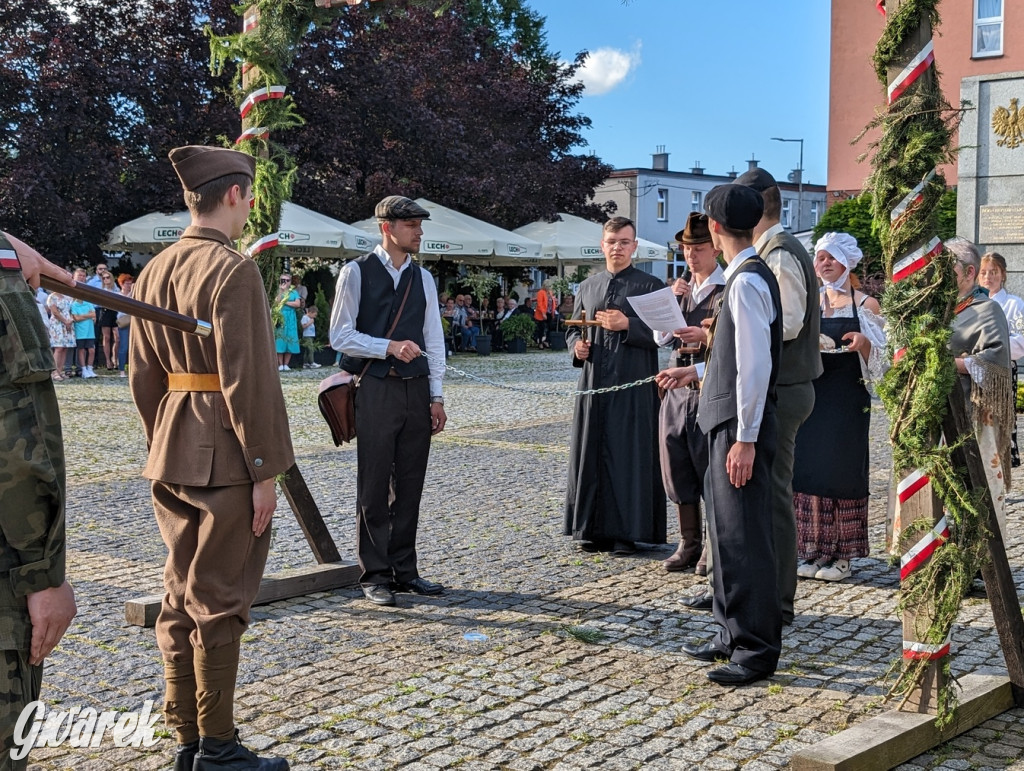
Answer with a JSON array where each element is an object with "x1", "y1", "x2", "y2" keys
[{"x1": 167, "y1": 373, "x2": 221, "y2": 392}]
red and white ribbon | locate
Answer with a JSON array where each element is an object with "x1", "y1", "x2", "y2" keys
[
  {"x1": 240, "y1": 86, "x2": 286, "y2": 119},
  {"x1": 900, "y1": 513, "x2": 949, "y2": 580},
  {"x1": 888, "y1": 39, "x2": 934, "y2": 104},
  {"x1": 876, "y1": 0, "x2": 886, "y2": 16},
  {"x1": 891, "y1": 169, "x2": 936, "y2": 221},
  {"x1": 892, "y1": 237, "x2": 942, "y2": 283},
  {"x1": 246, "y1": 234, "x2": 279, "y2": 256},
  {"x1": 902, "y1": 634, "x2": 950, "y2": 660},
  {"x1": 893, "y1": 346, "x2": 907, "y2": 364},
  {"x1": 235, "y1": 126, "x2": 270, "y2": 144},
  {"x1": 897, "y1": 468, "x2": 929, "y2": 506},
  {"x1": 243, "y1": 9, "x2": 259, "y2": 33}
]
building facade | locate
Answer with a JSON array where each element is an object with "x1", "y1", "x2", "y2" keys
[
  {"x1": 828, "y1": 0, "x2": 1021, "y2": 199},
  {"x1": 595, "y1": 151, "x2": 827, "y2": 279}
]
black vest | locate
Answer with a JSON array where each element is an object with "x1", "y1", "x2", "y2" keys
[
  {"x1": 340, "y1": 253, "x2": 429, "y2": 379},
  {"x1": 697, "y1": 256, "x2": 782, "y2": 435},
  {"x1": 674, "y1": 281, "x2": 724, "y2": 367},
  {"x1": 759, "y1": 229, "x2": 822, "y2": 385}
]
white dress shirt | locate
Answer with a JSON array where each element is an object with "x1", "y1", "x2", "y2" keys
[
  {"x1": 695, "y1": 248, "x2": 776, "y2": 442},
  {"x1": 654, "y1": 265, "x2": 726, "y2": 347},
  {"x1": 755, "y1": 223, "x2": 807, "y2": 342},
  {"x1": 989, "y1": 287, "x2": 1024, "y2": 361},
  {"x1": 329, "y1": 245, "x2": 445, "y2": 397}
]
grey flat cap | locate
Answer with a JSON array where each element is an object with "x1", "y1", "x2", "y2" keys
[{"x1": 375, "y1": 196, "x2": 430, "y2": 221}]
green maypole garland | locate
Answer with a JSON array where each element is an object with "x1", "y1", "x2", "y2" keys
[
  {"x1": 866, "y1": 0, "x2": 988, "y2": 724},
  {"x1": 207, "y1": 0, "x2": 338, "y2": 296}
]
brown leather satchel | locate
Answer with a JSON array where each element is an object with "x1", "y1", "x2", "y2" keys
[{"x1": 317, "y1": 271, "x2": 414, "y2": 446}]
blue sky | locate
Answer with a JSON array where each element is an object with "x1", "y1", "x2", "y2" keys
[{"x1": 526, "y1": 0, "x2": 832, "y2": 186}]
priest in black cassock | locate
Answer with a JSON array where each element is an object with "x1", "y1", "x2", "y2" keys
[{"x1": 563, "y1": 216, "x2": 667, "y2": 555}]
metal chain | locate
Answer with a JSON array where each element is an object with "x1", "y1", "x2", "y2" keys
[{"x1": 421, "y1": 352, "x2": 658, "y2": 397}]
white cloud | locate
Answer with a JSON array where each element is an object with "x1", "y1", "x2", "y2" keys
[{"x1": 574, "y1": 45, "x2": 641, "y2": 96}]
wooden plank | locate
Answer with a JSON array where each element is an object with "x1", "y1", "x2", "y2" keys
[
  {"x1": 125, "y1": 561, "x2": 360, "y2": 627},
  {"x1": 791, "y1": 673, "x2": 1014, "y2": 771},
  {"x1": 280, "y1": 463, "x2": 342, "y2": 564},
  {"x1": 943, "y1": 391, "x2": 1024, "y2": 704}
]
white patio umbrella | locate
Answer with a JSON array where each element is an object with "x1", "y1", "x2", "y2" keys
[
  {"x1": 101, "y1": 202, "x2": 380, "y2": 259},
  {"x1": 513, "y1": 212, "x2": 669, "y2": 264},
  {"x1": 351, "y1": 198, "x2": 550, "y2": 267}
]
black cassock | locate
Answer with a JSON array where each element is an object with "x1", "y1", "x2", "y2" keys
[{"x1": 563, "y1": 265, "x2": 667, "y2": 544}]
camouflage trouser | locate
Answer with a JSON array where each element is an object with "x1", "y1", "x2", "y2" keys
[{"x1": 0, "y1": 650, "x2": 41, "y2": 771}]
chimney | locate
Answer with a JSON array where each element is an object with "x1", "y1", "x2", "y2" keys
[
  {"x1": 690, "y1": 161, "x2": 704, "y2": 175},
  {"x1": 747, "y1": 155, "x2": 760, "y2": 172},
  {"x1": 652, "y1": 145, "x2": 669, "y2": 171},
  {"x1": 726, "y1": 166, "x2": 738, "y2": 179}
]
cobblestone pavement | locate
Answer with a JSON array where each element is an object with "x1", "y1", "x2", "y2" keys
[{"x1": 24, "y1": 352, "x2": 1024, "y2": 770}]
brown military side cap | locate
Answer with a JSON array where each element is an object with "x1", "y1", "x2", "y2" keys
[
  {"x1": 169, "y1": 146, "x2": 256, "y2": 192},
  {"x1": 704, "y1": 184, "x2": 764, "y2": 230},
  {"x1": 735, "y1": 167, "x2": 777, "y2": 193},
  {"x1": 375, "y1": 196, "x2": 431, "y2": 221},
  {"x1": 675, "y1": 212, "x2": 712, "y2": 245}
]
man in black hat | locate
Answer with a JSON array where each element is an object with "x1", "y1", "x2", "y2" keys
[
  {"x1": 130, "y1": 145, "x2": 294, "y2": 770},
  {"x1": 736, "y1": 167, "x2": 821, "y2": 626},
  {"x1": 656, "y1": 212, "x2": 725, "y2": 574},
  {"x1": 657, "y1": 184, "x2": 783, "y2": 685},
  {"x1": 329, "y1": 195, "x2": 447, "y2": 607}
]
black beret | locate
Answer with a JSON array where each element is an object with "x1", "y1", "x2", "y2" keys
[
  {"x1": 375, "y1": 196, "x2": 430, "y2": 221},
  {"x1": 735, "y1": 167, "x2": 778, "y2": 193},
  {"x1": 169, "y1": 146, "x2": 255, "y2": 192},
  {"x1": 674, "y1": 212, "x2": 712, "y2": 245},
  {"x1": 704, "y1": 184, "x2": 764, "y2": 230}
]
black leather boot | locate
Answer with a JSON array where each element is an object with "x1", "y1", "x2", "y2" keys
[
  {"x1": 174, "y1": 740, "x2": 198, "y2": 771},
  {"x1": 194, "y1": 730, "x2": 289, "y2": 770}
]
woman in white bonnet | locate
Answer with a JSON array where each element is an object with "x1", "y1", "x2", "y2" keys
[{"x1": 791, "y1": 232, "x2": 887, "y2": 582}]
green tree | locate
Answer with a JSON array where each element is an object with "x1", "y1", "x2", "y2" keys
[{"x1": 936, "y1": 188, "x2": 957, "y2": 241}]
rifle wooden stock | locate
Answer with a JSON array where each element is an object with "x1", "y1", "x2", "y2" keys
[{"x1": 40, "y1": 277, "x2": 212, "y2": 338}]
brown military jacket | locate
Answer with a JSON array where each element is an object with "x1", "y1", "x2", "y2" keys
[{"x1": 129, "y1": 226, "x2": 294, "y2": 486}]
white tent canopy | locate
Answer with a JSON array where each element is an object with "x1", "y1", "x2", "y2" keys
[
  {"x1": 101, "y1": 202, "x2": 380, "y2": 259},
  {"x1": 513, "y1": 212, "x2": 668, "y2": 264},
  {"x1": 352, "y1": 198, "x2": 550, "y2": 267}
]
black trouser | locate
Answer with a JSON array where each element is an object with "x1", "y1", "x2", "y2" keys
[
  {"x1": 1012, "y1": 361, "x2": 1020, "y2": 467},
  {"x1": 353, "y1": 375, "x2": 432, "y2": 585},
  {"x1": 704, "y1": 411, "x2": 782, "y2": 674}
]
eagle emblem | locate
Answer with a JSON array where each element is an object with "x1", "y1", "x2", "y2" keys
[{"x1": 992, "y1": 98, "x2": 1023, "y2": 149}]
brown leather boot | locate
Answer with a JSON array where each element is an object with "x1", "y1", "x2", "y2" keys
[{"x1": 663, "y1": 503, "x2": 702, "y2": 572}]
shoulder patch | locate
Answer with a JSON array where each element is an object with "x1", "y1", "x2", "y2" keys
[{"x1": 0, "y1": 248, "x2": 21, "y2": 271}]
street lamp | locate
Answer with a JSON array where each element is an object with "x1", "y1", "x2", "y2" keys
[{"x1": 771, "y1": 137, "x2": 804, "y2": 232}]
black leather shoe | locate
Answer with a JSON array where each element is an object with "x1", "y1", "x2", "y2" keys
[
  {"x1": 362, "y1": 584, "x2": 396, "y2": 606},
  {"x1": 195, "y1": 730, "x2": 289, "y2": 770},
  {"x1": 678, "y1": 590, "x2": 713, "y2": 610},
  {"x1": 610, "y1": 540, "x2": 636, "y2": 556},
  {"x1": 681, "y1": 641, "x2": 726, "y2": 663},
  {"x1": 391, "y1": 577, "x2": 444, "y2": 595},
  {"x1": 707, "y1": 662, "x2": 771, "y2": 686},
  {"x1": 174, "y1": 740, "x2": 198, "y2": 771}
]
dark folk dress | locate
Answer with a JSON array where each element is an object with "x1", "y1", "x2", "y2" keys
[
  {"x1": 791, "y1": 298, "x2": 871, "y2": 561},
  {"x1": 564, "y1": 265, "x2": 666, "y2": 545}
]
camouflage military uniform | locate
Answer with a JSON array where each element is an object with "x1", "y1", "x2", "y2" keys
[{"x1": 0, "y1": 234, "x2": 66, "y2": 769}]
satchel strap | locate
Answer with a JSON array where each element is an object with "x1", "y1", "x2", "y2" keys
[{"x1": 355, "y1": 268, "x2": 416, "y2": 386}]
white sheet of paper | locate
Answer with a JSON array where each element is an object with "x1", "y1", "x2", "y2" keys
[{"x1": 626, "y1": 286, "x2": 687, "y2": 334}]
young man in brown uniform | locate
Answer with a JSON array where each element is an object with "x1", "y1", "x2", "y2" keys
[{"x1": 129, "y1": 146, "x2": 294, "y2": 771}]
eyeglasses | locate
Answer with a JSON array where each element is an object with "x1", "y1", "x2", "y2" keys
[{"x1": 603, "y1": 239, "x2": 635, "y2": 248}]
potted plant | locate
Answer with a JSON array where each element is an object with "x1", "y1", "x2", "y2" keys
[
  {"x1": 500, "y1": 313, "x2": 535, "y2": 354},
  {"x1": 462, "y1": 268, "x2": 498, "y2": 355}
]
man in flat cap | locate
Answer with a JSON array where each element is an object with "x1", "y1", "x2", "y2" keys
[
  {"x1": 329, "y1": 195, "x2": 447, "y2": 607},
  {"x1": 129, "y1": 145, "x2": 293, "y2": 771},
  {"x1": 657, "y1": 184, "x2": 783, "y2": 685},
  {"x1": 0, "y1": 233, "x2": 77, "y2": 770},
  {"x1": 656, "y1": 212, "x2": 724, "y2": 575},
  {"x1": 564, "y1": 216, "x2": 666, "y2": 556},
  {"x1": 736, "y1": 167, "x2": 821, "y2": 627}
]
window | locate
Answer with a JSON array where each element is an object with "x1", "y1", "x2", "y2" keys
[
  {"x1": 691, "y1": 191, "x2": 702, "y2": 212},
  {"x1": 974, "y1": 0, "x2": 1003, "y2": 58},
  {"x1": 810, "y1": 200, "x2": 819, "y2": 227},
  {"x1": 781, "y1": 199, "x2": 792, "y2": 229},
  {"x1": 656, "y1": 189, "x2": 668, "y2": 221}
]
